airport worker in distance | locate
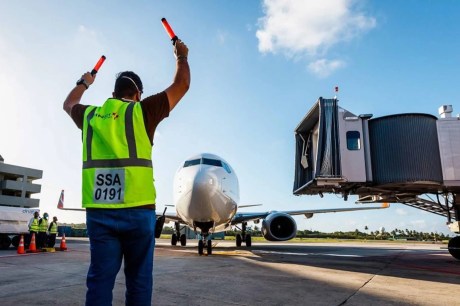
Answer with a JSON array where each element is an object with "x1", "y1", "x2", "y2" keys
[
  {"x1": 47, "y1": 216, "x2": 58, "y2": 247},
  {"x1": 37, "y1": 212, "x2": 49, "y2": 249},
  {"x1": 63, "y1": 39, "x2": 190, "y2": 306},
  {"x1": 28, "y1": 211, "x2": 40, "y2": 245}
]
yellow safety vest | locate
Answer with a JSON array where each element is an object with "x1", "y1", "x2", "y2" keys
[
  {"x1": 29, "y1": 218, "x2": 39, "y2": 232},
  {"x1": 49, "y1": 222, "x2": 58, "y2": 234},
  {"x1": 38, "y1": 218, "x2": 48, "y2": 233},
  {"x1": 82, "y1": 98, "x2": 156, "y2": 208}
]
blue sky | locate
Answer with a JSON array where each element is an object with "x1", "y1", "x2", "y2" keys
[{"x1": 1, "y1": 0, "x2": 459, "y2": 235}]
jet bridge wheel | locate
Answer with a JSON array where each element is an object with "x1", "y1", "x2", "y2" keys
[
  {"x1": 448, "y1": 236, "x2": 460, "y2": 260},
  {"x1": 180, "y1": 234, "x2": 187, "y2": 246},
  {"x1": 207, "y1": 240, "x2": 212, "y2": 255},
  {"x1": 198, "y1": 240, "x2": 204, "y2": 255},
  {"x1": 236, "y1": 234, "x2": 242, "y2": 247},
  {"x1": 171, "y1": 234, "x2": 178, "y2": 246},
  {"x1": 245, "y1": 234, "x2": 252, "y2": 247}
]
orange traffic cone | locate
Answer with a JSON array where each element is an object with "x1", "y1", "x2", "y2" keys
[
  {"x1": 60, "y1": 233, "x2": 67, "y2": 251},
  {"x1": 17, "y1": 235, "x2": 25, "y2": 254},
  {"x1": 28, "y1": 233, "x2": 37, "y2": 253}
]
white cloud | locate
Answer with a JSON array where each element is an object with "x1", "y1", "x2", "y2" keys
[
  {"x1": 308, "y1": 59, "x2": 346, "y2": 78},
  {"x1": 256, "y1": 0, "x2": 376, "y2": 77},
  {"x1": 217, "y1": 30, "x2": 227, "y2": 45}
]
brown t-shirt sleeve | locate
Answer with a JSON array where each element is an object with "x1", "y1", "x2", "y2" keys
[
  {"x1": 70, "y1": 104, "x2": 90, "y2": 130},
  {"x1": 140, "y1": 91, "x2": 170, "y2": 145}
]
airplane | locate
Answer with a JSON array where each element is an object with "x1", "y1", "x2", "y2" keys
[
  {"x1": 164, "y1": 153, "x2": 389, "y2": 255},
  {"x1": 58, "y1": 153, "x2": 389, "y2": 255}
]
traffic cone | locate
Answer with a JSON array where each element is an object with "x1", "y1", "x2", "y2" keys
[
  {"x1": 17, "y1": 235, "x2": 25, "y2": 254},
  {"x1": 59, "y1": 233, "x2": 67, "y2": 251},
  {"x1": 28, "y1": 233, "x2": 37, "y2": 253}
]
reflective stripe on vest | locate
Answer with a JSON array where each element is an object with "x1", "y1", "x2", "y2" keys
[
  {"x1": 39, "y1": 219, "x2": 48, "y2": 232},
  {"x1": 49, "y1": 222, "x2": 58, "y2": 234},
  {"x1": 30, "y1": 218, "x2": 39, "y2": 232},
  {"x1": 82, "y1": 99, "x2": 156, "y2": 208}
]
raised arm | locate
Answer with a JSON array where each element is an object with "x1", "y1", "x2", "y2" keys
[
  {"x1": 63, "y1": 72, "x2": 95, "y2": 116},
  {"x1": 165, "y1": 39, "x2": 190, "y2": 111}
]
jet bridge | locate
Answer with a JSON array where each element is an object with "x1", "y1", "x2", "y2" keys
[{"x1": 293, "y1": 98, "x2": 460, "y2": 259}]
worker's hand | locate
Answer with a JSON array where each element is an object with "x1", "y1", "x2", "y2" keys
[
  {"x1": 80, "y1": 72, "x2": 96, "y2": 86},
  {"x1": 174, "y1": 39, "x2": 188, "y2": 59}
]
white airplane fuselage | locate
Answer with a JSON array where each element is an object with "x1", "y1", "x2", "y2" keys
[{"x1": 173, "y1": 153, "x2": 239, "y2": 234}]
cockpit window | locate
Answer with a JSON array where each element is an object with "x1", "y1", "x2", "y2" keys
[
  {"x1": 183, "y1": 159, "x2": 201, "y2": 168},
  {"x1": 183, "y1": 158, "x2": 226, "y2": 169},
  {"x1": 202, "y1": 158, "x2": 222, "y2": 167},
  {"x1": 222, "y1": 162, "x2": 231, "y2": 173}
]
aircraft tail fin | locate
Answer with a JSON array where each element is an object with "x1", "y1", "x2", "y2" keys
[{"x1": 57, "y1": 190, "x2": 64, "y2": 209}]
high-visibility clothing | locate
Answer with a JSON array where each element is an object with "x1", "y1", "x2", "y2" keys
[
  {"x1": 38, "y1": 218, "x2": 48, "y2": 233},
  {"x1": 82, "y1": 98, "x2": 156, "y2": 208},
  {"x1": 49, "y1": 222, "x2": 58, "y2": 234},
  {"x1": 29, "y1": 218, "x2": 39, "y2": 232}
]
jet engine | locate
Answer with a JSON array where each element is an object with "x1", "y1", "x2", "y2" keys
[{"x1": 261, "y1": 212, "x2": 297, "y2": 241}]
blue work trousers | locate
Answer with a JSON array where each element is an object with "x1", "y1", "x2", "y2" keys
[{"x1": 86, "y1": 208, "x2": 156, "y2": 306}]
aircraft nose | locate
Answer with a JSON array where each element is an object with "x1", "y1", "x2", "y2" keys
[{"x1": 192, "y1": 167, "x2": 217, "y2": 192}]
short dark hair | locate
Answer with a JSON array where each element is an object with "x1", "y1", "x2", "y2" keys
[{"x1": 114, "y1": 71, "x2": 143, "y2": 99}]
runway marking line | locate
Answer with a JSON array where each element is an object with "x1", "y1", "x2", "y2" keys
[
  {"x1": 0, "y1": 250, "x2": 73, "y2": 259},
  {"x1": 253, "y1": 250, "x2": 363, "y2": 258}
]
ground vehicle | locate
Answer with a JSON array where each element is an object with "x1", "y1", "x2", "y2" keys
[{"x1": 0, "y1": 155, "x2": 42, "y2": 249}]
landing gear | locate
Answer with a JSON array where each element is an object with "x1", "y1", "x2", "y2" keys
[
  {"x1": 448, "y1": 236, "x2": 460, "y2": 260},
  {"x1": 198, "y1": 233, "x2": 212, "y2": 255},
  {"x1": 207, "y1": 240, "x2": 212, "y2": 255},
  {"x1": 245, "y1": 234, "x2": 252, "y2": 247},
  {"x1": 171, "y1": 234, "x2": 177, "y2": 246},
  {"x1": 180, "y1": 234, "x2": 187, "y2": 246},
  {"x1": 198, "y1": 239, "x2": 204, "y2": 255},
  {"x1": 236, "y1": 222, "x2": 252, "y2": 248},
  {"x1": 236, "y1": 234, "x2": 242, "y2": 247},
  {"x1": 171, "y1": 222, "x2": 187, "y2": 247}
]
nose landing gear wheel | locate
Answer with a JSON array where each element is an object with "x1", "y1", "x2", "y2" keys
[
  {"x1": 198, "y1": 239, "x2": 204, "y2": 255},
  {"x1": 207, "y1": 240, "x2": 212, "y2": 255}
]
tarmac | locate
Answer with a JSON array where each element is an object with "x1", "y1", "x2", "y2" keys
[{"x1": 0, "y1": 238, "x2": 459, "y2": 306}]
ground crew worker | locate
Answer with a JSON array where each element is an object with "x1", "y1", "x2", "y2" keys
[
  {"x1": 28, "y1": 211, "x2": 40, "y2": 245},
  {"x1": 63, "y1": 39, "x2": 190, "y2": 306},
  {"x1": 37, "y1": 212, "x2": 49, "y2": 249},
  {"x1": 47, "y1": 216, "x2": 58, "y2": 247}
]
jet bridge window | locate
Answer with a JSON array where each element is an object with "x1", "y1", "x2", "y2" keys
[
  {"x1": 346, "y1": 131, "x2": 361, "y2": 150},
  {"x1": 184, "y1": 159, "x2": 201, "y2": 168},
  {"x1": 202, "y1": 158, "x2": 223, "y2": 167}
]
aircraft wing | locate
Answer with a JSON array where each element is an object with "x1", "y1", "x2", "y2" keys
[
  {"x1": 57, "y1": 190, "x2": 186, "y2": 221},
  {"x1": 162, "y1": 212, "x2": 185, "y2": 223},
  {"x1": 231, "y1": 203, "x2": 389, "y2": 225}
]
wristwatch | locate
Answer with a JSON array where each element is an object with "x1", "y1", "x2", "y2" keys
[{"x1": 76, "y1": 78, "x2": 90, "y2": 89}]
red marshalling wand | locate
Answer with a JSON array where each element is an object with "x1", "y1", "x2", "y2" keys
[
  {"x1": 91, "y1": 55, "x2": 106, "y2": 75},
  {"x1": 161, "y1": 18, "x2": 178, "y2": 45},
  {"x1": 76, "y1": 55, "x2": 106, "y2": 87}
]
